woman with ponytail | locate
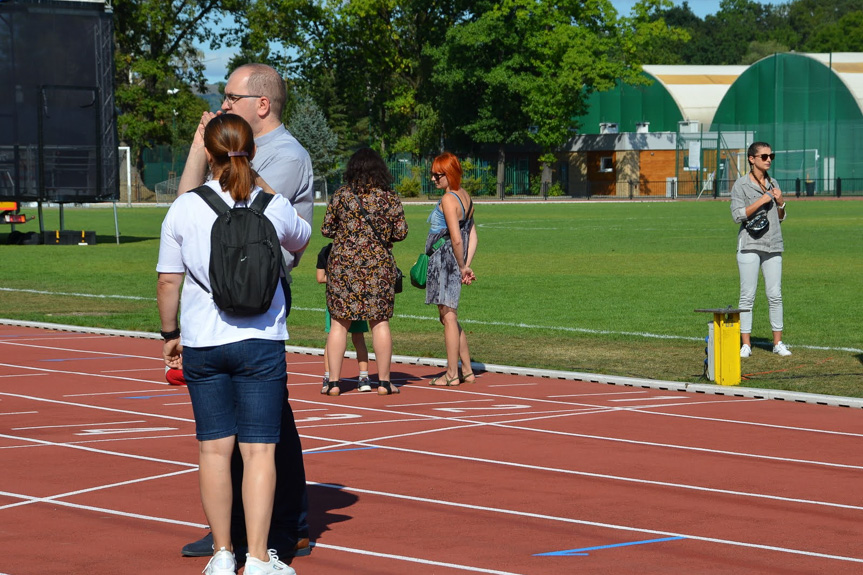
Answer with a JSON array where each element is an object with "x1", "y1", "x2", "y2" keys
[
  {"x1": 730, "y1": 141, "x2": 790, "y2": 359},
  {"x1": 157, "y1": 113, "x2": 311, "y2": 575}
]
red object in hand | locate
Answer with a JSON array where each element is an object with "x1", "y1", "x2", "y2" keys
[{"x1": 165, "y1": 367, "x2": 186, "y2": 386}]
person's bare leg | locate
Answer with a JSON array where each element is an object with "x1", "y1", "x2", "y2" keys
[
  {"x1": 369, "y1": 320, "x2": 391, "y2": 382},
  {"x1": 198, "y1": 436, "x2": 235, "y2": 552},
  {"x1": 326, "y1": 318, "x2": 350, "y2": 382},
  {"x1": 352, "y1": 331, "x2": 369, "y2": 373},
  {"x1": 457, "y1": 325, "x2": 474, "y2": 382},
  {"x1": 436, "y1": 306, "x2": 460, "y2": 383},
  {"x1": 238, "y1": 442, "x2": 276, "y2": 562}
]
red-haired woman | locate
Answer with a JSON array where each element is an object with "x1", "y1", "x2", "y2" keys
[{"x1": 426, "y1": 152, "x2": 478, "y2": 386}]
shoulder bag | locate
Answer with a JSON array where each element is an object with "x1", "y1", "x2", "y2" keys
[{"x1": 350, "y1": 188, "x2": 403, "y2": 294}]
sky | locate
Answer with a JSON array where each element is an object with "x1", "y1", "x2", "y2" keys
[{"x1": 200, "y1": 1, "x2": 723, "y2": 84}]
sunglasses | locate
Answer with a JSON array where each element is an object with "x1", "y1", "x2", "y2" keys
[
  {"x1": 753, "y1": 153, "x2": 775, "y2": 161},
  {"x1": 431, "y1": 172, "x2": 446, "y2": 181}
]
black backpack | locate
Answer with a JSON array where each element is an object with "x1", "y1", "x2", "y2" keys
[{"x1": 188, "y1": 186, "x2": 283, "y2": 316}]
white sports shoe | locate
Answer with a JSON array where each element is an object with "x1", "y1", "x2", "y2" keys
[
  {"x1": 244, "y1": 549, "x2": 296, "y2": 575},
  {"x1": 203, "y1": 547, "x2": 236, "y2": 575},
  {"x1": 773, "y1": 341, "x2": 792, "y2": 356},
  {"x1": 357, "y1": 376, "x2": 372, "y2": 392},
  {"x1": 740, "y1": 344, "x2": 751, "y2": 358}
]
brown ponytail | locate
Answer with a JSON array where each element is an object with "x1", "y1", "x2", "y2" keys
[{"x1": 203, "y1": 114, "x2": 257, "y2": 203}]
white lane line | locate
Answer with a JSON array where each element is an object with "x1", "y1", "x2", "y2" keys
[
  {"x1": 308, "y1": 482, "x2": 863, "y2": 564},
  {"x1": 634, "y1": 408, "x2": 863, "y2": 438},
  {"x1": 290, "y1": 396, "x2": 863, "y2": 471},
  {"x1": 311, "y1": 541, "x2": 526, "y2": 574},
  {"x1": 0, "y1": 392, "x2": 194, "y2": 424},
  {"x1": 610, "y1": 396, "x2": 691, "y2": 402},
  {"x1": 0, "y1": 432, "x2": 197, "y2": 467},
  {"x1": 302, "y1": 435, "x2": 863, "y2": 513},
  {"x1": 0, "y1": 362, "x2": 164, "y2": 386},
  {"x1": 549, "y1": 391, "x2": 649, "y2": 398},
  {"x1": 0, "y1": 469, "x2": 197, "y2": 511},
  {"x1": 13, "y1": 420, "x2": 146, "y2": 430}
]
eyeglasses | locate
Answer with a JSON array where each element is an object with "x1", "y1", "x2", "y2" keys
[
  {"x1": 431, "y1": 172, "x2": 446, "y2": 181},
  {"x1": 753, "y1": 153, "x2": 775, "y2": 161},
  {"x1": 223, "y1": 93, "x2": 262, "y2": 105}
]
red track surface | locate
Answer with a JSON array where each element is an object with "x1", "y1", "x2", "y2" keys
[{"x1": 1, "y1": 324, "x2": 862, "y2": 574}]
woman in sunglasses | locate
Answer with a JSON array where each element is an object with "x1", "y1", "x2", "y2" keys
[
  {"x1": 426, "y1": 152, "x2": 478, "y2": 386},
  {"x1": 730, "y1": 141, "x2": 790, "y2": 358}
]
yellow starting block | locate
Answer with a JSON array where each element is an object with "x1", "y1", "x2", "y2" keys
[{"x1": 695, "y1": 307, "x2": 749, "y2": 386}]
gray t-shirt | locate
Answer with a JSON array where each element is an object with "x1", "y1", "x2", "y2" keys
[{"x1": 252, "y1": 124, "x2": 314, "y2": 276}]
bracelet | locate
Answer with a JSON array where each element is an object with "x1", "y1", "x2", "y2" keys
[{"x1": 160, "y1": 328, "x2": 181, "y2": 341}]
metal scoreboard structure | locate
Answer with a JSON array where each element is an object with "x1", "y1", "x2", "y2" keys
[{"x1": 0, "y1": 0, "x2": 119, "y2": 214}]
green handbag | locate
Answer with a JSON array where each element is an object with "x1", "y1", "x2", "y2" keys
[
  {"x1": 410, "y1": 253, "x2": 429, "y2": 288},
  {"x1": 410, "y1": 237, "x2": 446, "y2": 289}
]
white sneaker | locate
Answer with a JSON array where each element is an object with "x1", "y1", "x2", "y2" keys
[
  {"x1": 740, "y1": 344, "x2": 751, "y2": 358},
  {"x1": 773, "y1": 341, "x2": 792, "y2": 356},
  {"x1": 244, "y1": 549, "x2": 296, "y2": 575},
  {"x1": 357, "y1": 376, "x2": 372, "y2": 392},
  {"x1": 203, "y1": 547, "x2": 236, "y2": 575}
]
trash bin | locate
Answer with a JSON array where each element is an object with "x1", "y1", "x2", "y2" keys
[{"x1": 805, "y1": 181, "x2": 815, "y2": 196}]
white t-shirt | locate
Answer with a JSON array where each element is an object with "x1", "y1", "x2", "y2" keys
[{"x1": 156, "y1": 180, "x2": 311, "y2": 348}]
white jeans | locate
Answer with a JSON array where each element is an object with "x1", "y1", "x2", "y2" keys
[{"x1": 737, "y1": 250, "x2": 783, "y2": 334}]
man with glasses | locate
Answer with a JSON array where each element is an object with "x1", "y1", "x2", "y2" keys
[{"x1": 176, "y1": 63, "x2": 314, "y2": 565}]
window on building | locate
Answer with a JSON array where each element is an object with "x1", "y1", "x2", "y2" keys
[{"x1": 600, "y1": 156, "x2": 614, "y2": 172}]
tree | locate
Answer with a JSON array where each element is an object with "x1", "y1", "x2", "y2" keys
[
  {"x1": 288, "y1": 94, "x2": 339, "y2": 196},
  {"x1": 803, "y1": 10, "x2": 863, "y2": 52},
  {"x1": 112, "y1": 0, "x2": 234, "y2": 172},
  {"x1": 235, "y1": 0, "x2": 468, "y2": 157},
  {"x1": 431, "y1": 0, "x2": 685, "y2": 196}
]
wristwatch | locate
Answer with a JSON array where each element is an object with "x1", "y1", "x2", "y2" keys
[{"x1": 160, "y1": 328, "x2": 181, "y2": 341}]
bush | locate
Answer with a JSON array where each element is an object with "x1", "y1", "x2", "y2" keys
[{"x1": 395, "y1": 166, "x2": 422, "y2": 198}]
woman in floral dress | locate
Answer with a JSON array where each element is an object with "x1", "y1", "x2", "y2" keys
[{"x1": 321, "y1": 148, "x2": 408, "y2": 396}]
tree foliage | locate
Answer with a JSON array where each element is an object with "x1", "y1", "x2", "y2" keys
[
  {"x1": 288, "y1": 94, "x2": 339, "y2": 180},
  {"x1": 112, "y1": 0, "x2": 863, "y2": 182},
  {"x1": 113, "y1": 0, "x2": 232, "y2": 165}
]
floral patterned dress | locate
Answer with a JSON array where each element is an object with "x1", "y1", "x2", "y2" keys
[{"x1": 321, "y1": 184, "x2": 408, "y2": 321}]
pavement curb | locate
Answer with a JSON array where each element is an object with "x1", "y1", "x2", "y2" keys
[{"x1": 2, "y1": 319, "x2": 859, "y2": 409}]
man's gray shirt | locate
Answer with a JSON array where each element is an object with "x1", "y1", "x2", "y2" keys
[{"x1": 252, "y1": 124, "x2": 314, "y2": 277}]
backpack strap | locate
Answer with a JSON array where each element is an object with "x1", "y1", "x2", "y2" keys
[
  {"x1": 249, "y1": 189, "x2": 274, "y2": 213},
  {"x1": 191, "y1": 185, "x2": 229, "y2": 215},
  {"x1": 248, "y1": 190, "x2": 288, "y2": 281}
]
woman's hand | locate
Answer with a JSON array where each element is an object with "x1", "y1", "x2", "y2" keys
[
  {"x1": 163, "y1": 339, "x2": 182, "y2": 369},
  {"x1": 461, "y1": 266, "x2": 476, "y2": 285},
  {"x1": 771, "y1": 185, "x2": 784, "y2": 206}
]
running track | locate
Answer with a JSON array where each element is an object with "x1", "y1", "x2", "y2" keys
[{"x1": 0, "y1": 324, "x2": 861, "y2": 574}]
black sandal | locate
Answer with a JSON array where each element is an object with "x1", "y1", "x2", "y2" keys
[
  {"x1": 322, "y1": 379, "x2": 341, "y2": 396},
  {"x1": 377, "y1": 381, "x2": 399, "y2": 395}
]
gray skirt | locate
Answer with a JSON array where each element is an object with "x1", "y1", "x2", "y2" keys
[{"x1": 425, "y1": 221, "x2": 472, "y2": 309}]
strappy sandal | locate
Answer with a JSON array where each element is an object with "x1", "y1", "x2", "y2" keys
[
  {"x1": 377, "y1": 381, "x2": 399, "y2": 395},
  {"x1": 322, "y1": 379, "x2": 341, "y2": 396},
  {"x1": 429, "y1": 374, "x2": 461, "y2": 387},
  {"x1": 460, "y1": 371, "x2": 476, "y2": 384}
]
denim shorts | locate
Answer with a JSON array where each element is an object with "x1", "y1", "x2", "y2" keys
[{"x1": 183, "y1": 338, "x2": 286, "y2": 443}]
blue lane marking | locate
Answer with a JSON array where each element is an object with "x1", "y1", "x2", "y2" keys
[
  {"x1": 41, "y1": 356, "x2": 134, "y2": 362},
  {"x1": 535, "y1": 536, "x2": 687, "y2": 557},
  {"x1": 125, "y1": 393, "x2": 188, "y2": 399},
  {"x1": 306, "y1": 446, "x2": 379, "y2": 455}
]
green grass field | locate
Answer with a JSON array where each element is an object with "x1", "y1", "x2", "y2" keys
[{"x1": 2, "y1": 199, "x2": 861, "y2": 397}]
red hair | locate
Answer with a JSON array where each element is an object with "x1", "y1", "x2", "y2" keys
[{"x1": 432, "y1": 152, "x2": 462, "y2": 190}]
